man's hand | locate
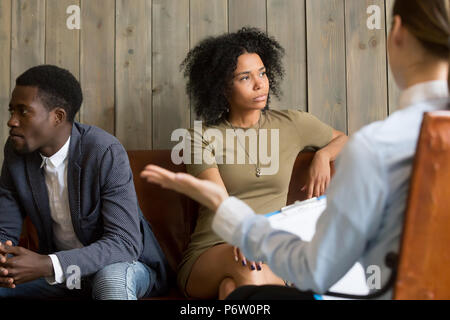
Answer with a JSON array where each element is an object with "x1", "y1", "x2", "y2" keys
[
  {"x1": 301, "y1": 151, "x2": 331, "y2": 199},
  {"x1": 0, "y1": 241, "x2": 15, "y2": 288},
  {"x1": 140, "y1": 165, "x2": 229, "y2": 212},
  {"x1": 0, "y1": 242, "x2": 53, "y2": 285}
]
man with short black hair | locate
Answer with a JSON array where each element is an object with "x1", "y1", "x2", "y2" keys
[{"x1": 0, "y1": 65, "x2": 169, "y2": 299}]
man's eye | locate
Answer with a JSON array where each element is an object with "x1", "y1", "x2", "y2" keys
[{"x1": 260, "y1": 72, "x2": 267, "y2": 77}]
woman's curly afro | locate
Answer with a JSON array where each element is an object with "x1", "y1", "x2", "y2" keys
[{"x1": 181, "y1": 27, "x2": 285, "y2": 125}]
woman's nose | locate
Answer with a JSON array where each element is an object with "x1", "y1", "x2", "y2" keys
[{"x1": 254, "y1": 77, "x2": 262, "y2": 90}]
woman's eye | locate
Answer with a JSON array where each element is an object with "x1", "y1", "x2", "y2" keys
[
  {"x1": 240, "y1": 76, "x2": 249, "y2": 81},
  {"x1": 260, "y1": 71, "x2": 267, "y2": 77}
]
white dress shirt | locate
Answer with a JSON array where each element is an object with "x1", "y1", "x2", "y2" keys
[
  {"x1": 212, "y1": 80, "x2": 449, "y2": 299},
  {"x1": 40, "y1": 136, "x2": 84, "y2": 284}
]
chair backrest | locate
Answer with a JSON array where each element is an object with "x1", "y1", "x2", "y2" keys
[{"x1": 394, "y1": 111, "x2": 450, "y2": 299}]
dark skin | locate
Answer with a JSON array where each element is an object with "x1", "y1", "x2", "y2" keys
[{"x1": 0, "y1": 85, "x2": 73, "y2": 288}]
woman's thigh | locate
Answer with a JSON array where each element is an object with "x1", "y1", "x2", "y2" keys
[{"x1": 186, "y1": 243, "x2": 285, "y2": 299}]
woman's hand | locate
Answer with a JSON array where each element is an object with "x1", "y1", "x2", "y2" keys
[
  {"x1": 301, "y1": 151, "x2": 331, "y2": 199},
  {"x1": 140, "y1": 165, "x2": 229, "y2": 212},
  {"x1": 233, "y1": 246, "x2": 262, "y2": 271}
]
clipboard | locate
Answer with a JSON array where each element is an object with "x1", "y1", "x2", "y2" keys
[{"x1": 264, "y1": 196, "x2": 370, "y2": 300}]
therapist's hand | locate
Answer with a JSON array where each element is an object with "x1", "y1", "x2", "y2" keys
[{"x1": 141, "y1": 165, "x2": 229, "y2": 212}]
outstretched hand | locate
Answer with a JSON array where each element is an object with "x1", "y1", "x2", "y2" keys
[{"x1": 140, "y1": 165, "x2": 229, "y2": 212}]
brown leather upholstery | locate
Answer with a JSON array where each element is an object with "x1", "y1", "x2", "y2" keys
[
  {"x1": 394, "y1": 111, "x2": 450, "y2": 300},
  {"x1": 18, "y1": 150, "x2": 331, "y2": 298}
]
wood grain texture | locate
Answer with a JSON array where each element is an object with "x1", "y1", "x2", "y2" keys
[
  {"x1": 79, "y1": 0, "x2": 115, "y2": 134},
  {"x1": 189, "y1": 0, "x2": 228, "y2": 126},
  {"x1": 345, "y1": 0, "x2": 387, "y2": 134},
  {"x1": 45, "y1": 0, "x2": 80, "y2": 77},
  {"x1": 267, "y1": 0, "x2": 306, "y2": 111},
  {"x1": 385, "y1": 0, "x2": 401, "y2": 114},
  {"x1": 0, "y1": 0, "x2": 11, "y2": 165},
  {"x1": 115, "y1": 0, "x2": 152, "y2": 149},
  {"x1": 152, "y1": 0, "x2": 190, "y2": 149},
  {"x1": 46, "y1": 0, "x2": 80, "y2": 121},
  {"x1": 306, "y1": 0, "x2": 347, "y2": 133},
  {"x1": 228, "y1": 0, "x2": 266, "y2": 33},
  {"x1": 2, "y1": 0, "x2": 399, "y2": 151},
  {"x1": 11, "y1": 0, "x2": 45, "y2": 84}
]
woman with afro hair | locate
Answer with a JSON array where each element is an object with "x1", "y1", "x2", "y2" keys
[{"x1": 173, "y1": 27, "x2": 348, "y2": 299}]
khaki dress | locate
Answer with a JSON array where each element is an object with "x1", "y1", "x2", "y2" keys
[{"x1": 177, "y1": 109, "x2": 333, "y2": 295}]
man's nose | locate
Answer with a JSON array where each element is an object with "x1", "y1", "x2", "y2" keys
[{"x1": 7, "y1": 114, "x2": 19, "y2": 128}]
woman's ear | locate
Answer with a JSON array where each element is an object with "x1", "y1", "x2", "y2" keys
[{"x1": 391, "y1": 15, "x2": 404, "y2": 48}]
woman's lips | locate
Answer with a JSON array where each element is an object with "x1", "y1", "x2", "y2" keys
[{"x1": 253, "y1": 95, "x2": 267, "y2": 102}]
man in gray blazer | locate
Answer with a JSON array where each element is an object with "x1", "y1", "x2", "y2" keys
[{"x1": 0, "y1": 65, "x2": 169, "y2": 299}]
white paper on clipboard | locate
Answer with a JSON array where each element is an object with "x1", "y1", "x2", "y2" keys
[{"x1": 266, "y1": 196, "x2": 369, "y2": 300}]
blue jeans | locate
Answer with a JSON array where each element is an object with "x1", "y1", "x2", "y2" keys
[{"x1": 0, "y1": 261, "x2": 155, "y2": 300}]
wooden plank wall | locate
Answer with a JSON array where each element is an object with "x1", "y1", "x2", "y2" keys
[
  {"x1": 1, "y1": 0, "x2": 401, "y2": 158},
  {"x1": 0, "y1": 0, "x2": 11, "y2": 165}
]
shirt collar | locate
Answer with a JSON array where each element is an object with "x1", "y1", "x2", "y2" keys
[
  {"x1": 40, "y1": 136, "x2": 71, "y2": 169},
  {"x1": 398, "y1": 80, "x2": 449, "y2": 110}
]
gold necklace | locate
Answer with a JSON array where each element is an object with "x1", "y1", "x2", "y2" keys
[{"x1": 227, "y1": 113, "x2": 262, "y2": 178}]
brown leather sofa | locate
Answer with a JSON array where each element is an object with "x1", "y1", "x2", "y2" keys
[{"x1": 19, "y1": 150, "x2": 330, "y2": 299}]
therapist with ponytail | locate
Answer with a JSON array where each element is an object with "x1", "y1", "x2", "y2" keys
[{"x1": 141, "y1": 0, "x2": 450, "y2": 299}]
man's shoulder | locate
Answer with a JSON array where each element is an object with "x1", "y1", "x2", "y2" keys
[{"x1": 74, "y1": 122, "x2": 123, "y2": 152}]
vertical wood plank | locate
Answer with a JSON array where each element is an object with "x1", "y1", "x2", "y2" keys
[
  {"x1": 11, "y1": 0, "x2": 46, "y2": 84},
  {"x1": 345, "y1": 0, "x2": 388, "y2": 134},
  {"x1": 45, "y1": 0, "x2": 80, "y2": 77},
  {"x1": 228, "y1": 0, "x2": 266, "y2": 33},
  {"x1": 0, "y1": 0, "x2": 11, "y2": 165},
  {"x1": 115, "y1": 0, "x2": 152, "y2": 150},
  {"x1": 46, "y1": 0, "x2": 80, "y2": 121},
  {"x1": 306, "y1": 0, "x2": 347, "y2": 133},
  {"x1": 80, "y1": 0, "x2": 115, "y2": 134},
  {"x1": 152, "y1": 0, "x2": 190, "y2": 149},
  {"x1": 385, "y1": 0, "x2": 401, "y2": 114},
  {"x1": 189, "y1": 0, "x2": 228, "y2": 125},
  {"x1": 267, "y1": 0, "x2": 307, "y2": 111}
]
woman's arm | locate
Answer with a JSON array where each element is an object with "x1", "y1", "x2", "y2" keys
[
  {"x1": 302, "y1": 129, "x2": 348, "y2": 198},
  {"x1": 317, "y1": 129, "x2": 348, "y2": 162}
]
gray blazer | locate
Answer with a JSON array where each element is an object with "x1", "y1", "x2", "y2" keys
[{"x1": 0, "y1": 122, "x2": 168, "y2": 296}]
